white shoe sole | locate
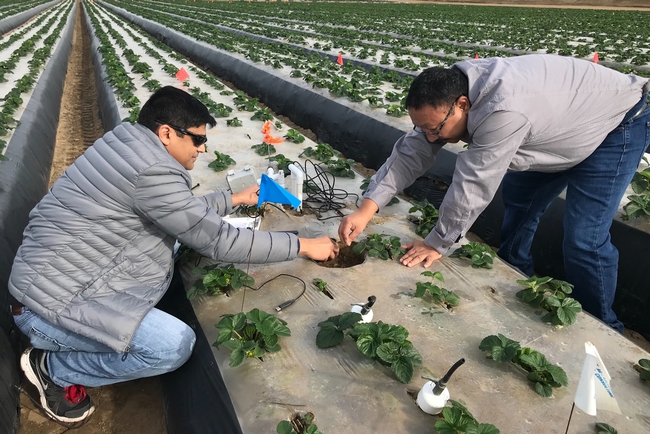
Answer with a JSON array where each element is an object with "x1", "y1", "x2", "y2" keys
[{"x1": 20, "y1": 348, "x2": 95, "y2": 424}]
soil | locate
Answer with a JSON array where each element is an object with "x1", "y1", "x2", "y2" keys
[
  {"x1": 20, "y1": 3, "x2": 167, "y2": 434},
  {"x1": 316, "y1": 242, "x2": 366, "y2": 268}
]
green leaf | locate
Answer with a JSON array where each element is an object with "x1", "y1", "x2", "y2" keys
[
  {"x1": 229, "y1": 349, "x2": 246, "y2": 368},
  {"x1": 518, "y1": 351, "x2": 547, "y2": 371},
  {"x1": 376, "y1": 342, "x2": 400, "y2": 363},
  {"x1": 534, "y1": 381, "x2": 553, "y2": 397},
  {"x1": 434, "y1": 420, "x2": 460, "y2": 434},
  {"x1": 595, "y1": 422, "x2": 618, "y2": 434},
  {"x1": 545, "y1": 295, "x2": 561, "y2": 307},
  {"x1": 368, "y1": 248, "x2": 380, "y2": 257},
  {"x1": 545, "y1": 364, "x2": 568, "y2": 387},
  {"x1": 399, "y1": 343, "x2": 422, "y2": 366},
  {"x1": 639, "y1": 359, "x2": 650, "y2": 370},
  {"x1": 555, "y1": 298, "x2": 582, "y2": 325},
  {"x1": 263, "y1": 333, "x2": 279, "y2": 348},
  {"x1": 414, "y1": 283, "x2": 427, "y2": 298},
  {"x1": 277, "y1": 420, "x2": 294, "y2": 434},
  {"x1": 246, "y1": 308, "x2": 271, "y2": 325},
  {"x1": 384, "y1": 324, "x2": 409, "y2": 343},
  {"x1": 356, "y1": 334, "x2": 380, "y2": 358},
  {"x1": 231, "y1": 313, "x2": 246, "y2": 331},
  {"x1": 351, "y1": 243, "x2": 365, "y2": 254},
  {"x1": 337, "y1": 312, "x2": 362, "y2": 330},
  {"x1": 222, "y1": 339, "x2": 243, "y2": 352},
  {"x1": 391, "y1": 357, "x2": 414, "y2": 383},
  {"x1": 316, "y1": 327, "x2": 345, "y2": 348}
]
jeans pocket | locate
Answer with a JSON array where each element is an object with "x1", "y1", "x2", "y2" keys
[{"x1": 28, "y1": 327, "x2": 79, "y2": 352}]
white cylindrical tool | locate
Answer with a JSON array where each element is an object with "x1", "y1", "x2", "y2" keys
[
  {"x1": 350, "y1": 296, "x2": 376, "y2": 323},
  {"x1": 416, "y1": 380, "x2": 450, "y2": 415}
]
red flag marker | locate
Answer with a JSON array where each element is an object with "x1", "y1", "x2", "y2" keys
[
  {"x1": 175, "y1": 67, "x2": 190, "y2": 82},
  {"x1": 336, "y1": 52, "x2": 344, "y2": 66},
  {"x1": 474, "y1": 53, "x2": 479, "y2": 59},
  {"x1": 593, "y1": 52, "x2": 599, "y2": 64}
]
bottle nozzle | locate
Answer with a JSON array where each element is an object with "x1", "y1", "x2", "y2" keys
[{"x1": 432, "y1": 358, "x2": 465, "y2": 396}]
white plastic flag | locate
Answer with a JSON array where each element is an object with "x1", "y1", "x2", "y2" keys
[{"x1": 574, "y1": 342, "x2": 621, "y2": 416}]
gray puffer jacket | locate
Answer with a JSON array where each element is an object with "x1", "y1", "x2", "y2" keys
[{"x1": 9, "y1": 123, "x2": 299, "y2": 352}]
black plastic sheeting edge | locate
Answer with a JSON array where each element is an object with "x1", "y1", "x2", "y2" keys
[
  {"x1": 82, "y1": 3, "x2": 121, "y2": 131},
  {"x1": 83, "y1": 6, "x2": 245, "y2": 433},
  {"x1": 0, "y1": 3, "x2": 76, "y2": 434},
  {"x1": 0, "y1": 0, "x2": 60, "y2": 36}
]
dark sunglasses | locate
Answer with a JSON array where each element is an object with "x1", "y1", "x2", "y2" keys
[{"x1": 155, "y1": 119, "x2": 208, "y2": 147}]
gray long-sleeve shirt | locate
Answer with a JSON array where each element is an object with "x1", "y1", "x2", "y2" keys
[{"x1": 365, "y1": 55, "x2": 649, "y2": 255}]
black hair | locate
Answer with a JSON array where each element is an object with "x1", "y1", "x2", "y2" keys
[
  {"x1": 405, "y1": 67, "x2": 469, "y2": 110},
  {"x1": 137, "y1": 86, "x2": 216, "y2": 133}
]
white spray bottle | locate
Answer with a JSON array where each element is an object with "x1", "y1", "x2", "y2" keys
[
  {"x1": 350, "y1": 296, "x2": 376, "y2": 323},
  {"x1": 417, "y1": 358, "x2": 465, "y2": 415}
]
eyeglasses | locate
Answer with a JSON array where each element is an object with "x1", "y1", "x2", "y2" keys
[
  {"x1": 155, "y1": 119, "x2": 208, "y2": 147},
  {"x1": 413, "y1": 98, "x2": 458, "y2": 141}
]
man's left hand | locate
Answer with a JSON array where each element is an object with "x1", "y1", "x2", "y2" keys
[
  {"x1": 232, "y1": 184, "x2": 260, "y2": 207},
  {"x1": 400, "y1": 240, "x2": 442, "y2": 268}
]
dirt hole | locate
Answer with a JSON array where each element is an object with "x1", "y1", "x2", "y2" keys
[
  {"x1": 316, "y1": 242, "x2": 365, "y2": 268},
  {"x1": 290, "y1": 412, "x2": 316, "y2": 434},
  {"x1": 320, "y1": 287, "x2": 334, "y2": 299}
]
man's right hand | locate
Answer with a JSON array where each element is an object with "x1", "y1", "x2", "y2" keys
[
  {"x1": 298, "y1": 236, "x2": 339, "y2": 261},
  {"x1": 338, "y1": 199, "x2": 379, "y2": 246}
]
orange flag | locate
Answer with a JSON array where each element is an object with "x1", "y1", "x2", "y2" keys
[
  {"x1": 261, "y1": 121, "x2": 284, "y2": 144},
  {"x1": 593, "y1": 52, "x2": 599, "y2": 64},
  {"x1": 336, "y1": 53, "x2": 344, "y2": 66},
  {"x1": 175, "y1": 67, "x2": 189, "y2": 82},
  {"x1": 474, "y1": 53, "x2": 479, "y2": 59}
]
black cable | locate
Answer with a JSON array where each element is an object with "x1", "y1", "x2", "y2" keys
[{"x1": 247, "y1": 273, "x2": 307, "y2": 312}]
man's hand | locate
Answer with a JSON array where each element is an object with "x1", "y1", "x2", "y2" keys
[
  {"x1": 338, "y1": 199, "x2": 379, "y2": 246},
  {"x1": 400, "y1": 240, "x2": 442, "y2": 268},
  {"x1": 231, "y1": 184, "x2": 260, "y2": 207},
  {"x1": 298, "y1": 236, "x2": 340, "y2": 261}
]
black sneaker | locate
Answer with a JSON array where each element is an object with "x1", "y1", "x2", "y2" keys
[{"x1": 20, "y1": 347, "x2": 95, "y2": 423}]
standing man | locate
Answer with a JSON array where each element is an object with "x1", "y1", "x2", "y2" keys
[
  {"x1": 9, "y1": 86, "x2": 338, "y2": 423},
  {"x1": 339, "y1": 54, "x2": 649, "y2": 333}
]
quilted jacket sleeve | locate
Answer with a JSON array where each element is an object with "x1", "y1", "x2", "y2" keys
[{"x1": 133, "y1": 163, "x2": 299, "y2": 263}]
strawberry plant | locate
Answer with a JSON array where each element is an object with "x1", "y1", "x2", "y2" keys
[
  {"x1": 275, "y1": 121, "x2": 283, "y2": 130},
  {"x1": 214, "y1": 308, "x2": 291, "y2": 367},
  {"x1": 301, "y1": 143, "x2": 339, "y2": 162},
  {"x1": 595, "y1": 423, "x2": 618, "y2": 434},
  {"x1": 351, "y1": 234, "x2": 405, "y2": 260},
  {"x1": 226, "y1": 117, "x2": 243, "y2": 127},
  {"x1": 285, "y1": 129, "x2": 305, "y2": 143},
  {"x1": 143, "y1": 79, "x2": 162, "y2": 92},
  {"x1": 415, "y1": 271, "x2": 459, "y2": 308},
  {"x1": 317, "y1": 313, "x2": 422, "y2": 383},
  {"x1": 516, "y1": 277, "x2": 582, "y2": 326},
  {"x1": 634, "y1": 359, "x2": 650, "y2": 384},
  {"x1": 408, "y1": 199, "x2": 439, "y2": 237},
  {"x1": 479, "y1": 334, "x2": 568, "y2": 397},
  {"x1": 208, "y1": 151, "x2": 236, "y2": 172},
  {"x1": 252, "y1": 143, "x2": 276, "y2": 156},
  {"x1": 268, "y1": 154, "x2": 293, "y2": 173},
  {"x1": 236, "y1": 97, "x2": 260, "y2": 112},
  {"x1": 622, "y1": 194, "x2": 650, "y2": 220},
  {"x1": 435, "y1": 400, "x2": 500, "y2": 434},
  {"x1": 187, "y1": 264, "x2": 254, "y2": 299},
  {"x1": 450, "y1": 242, "x2": 496, "y2": 269},
  {"x1": 326, "y1": 158, "x2": 355, "y2": 178},
  {"x1": 277, "y1": 413, "x2": 322, "y2": 434},
  {"x1": 251, "y1": 108, "x2": 274, "y2": 121}
]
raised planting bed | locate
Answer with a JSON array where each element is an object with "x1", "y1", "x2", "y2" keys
[{"x1": 0, "y1": 0, "x2": 59, "y2": 36}]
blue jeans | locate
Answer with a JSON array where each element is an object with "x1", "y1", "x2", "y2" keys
[
  {"x1": 498, "y1": 94, "x2": 650, "y2": 332},
  {"x1": 13, "y1": 307, "x2": 196, "y2": 388}
]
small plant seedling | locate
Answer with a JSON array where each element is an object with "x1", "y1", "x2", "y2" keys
[
  {"x1": 634, "y1": 358, "x2": 650, "y2": 384},
  {"x1": 275, "y1": 121, "x2": 283, "y2": 130},
  {"x1": 317, "y1": 313, "x2": 422, "y2": 383},
  {"x1": 360, "y1": 176, "x2": 399, "y2": 205},
  {"x1": 236, "y1": 97, "x2": 260, "y2": 112},
  {"x1": 415, "y1": 271, "x2": 460, "y2": 308},
  {"x1": 235, "y1": 204, "x2": 265, "y2": 217},
  {"x1": 277, "y1": 412, "x2": 322, "y2": 434},
  {"x1": 630, "y1": 167, "x2": 650, "y2": 194},
  {"x1": 187, "y1": 264, "x2": 254, "y2": 299},
  {"x1": 450, "y1": 242, "x2": 497, "y2": 269},
  {"x1": 268, "y1": 154, "x2": 293, "y2": 173},
  {"x1": 214, "y1": 308, "x2": 291, "y2": 368},
  {"x1": 408, "y1": 199, "x2": 439, "y2": 238},
  {"x1": 516, "y1": 277, "x2": 582, "y2": 326},
  {"x1": 622, "y1": 194, "x2": 650, "y2": 220},
  {"x1": 479, "y1": 334, "x2": 568, "y2": 397},
  {"x1": 252, "y1": 143, "x2": 276, "y2": 156},
  {"x1": 326, "y1": 158, "x2": 355, "y2": 178},
  {"x1": 251, "y1": 108, "x2": 274, "y2": 121},
  {"x1": 220, "y1": 90, "x2": 234, "y2": 96},
  {"x1": 595, "y1": 422, "x2": 618, "y2": 434},
  {"x1": 284, "y1": 128, "x2": 305, "y2": 144},
  {"x1": 226, "y1": 117, "x2": 242, "y2": 127},
  {"x1": 386, "y1": 104, "x2": 407, "y2": 117},
  {"x1": 312, "y1": 278, "x2": 334, "y2": 299},
  {"x1": 301, "y1": 143, "x2": 339, "y2": 162},
  {"x1": 207, "y1": 150, "x2": 236, "y2": 172},
  {"x1": 435, "y1": 400, "x2": 500, "y2": 434},
  {"x1": 352, "y1": 234, "x2": 405, "y2": 260},
  {"x1": 143, "y1": 79, "x2": 162, "y2": 92}
]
